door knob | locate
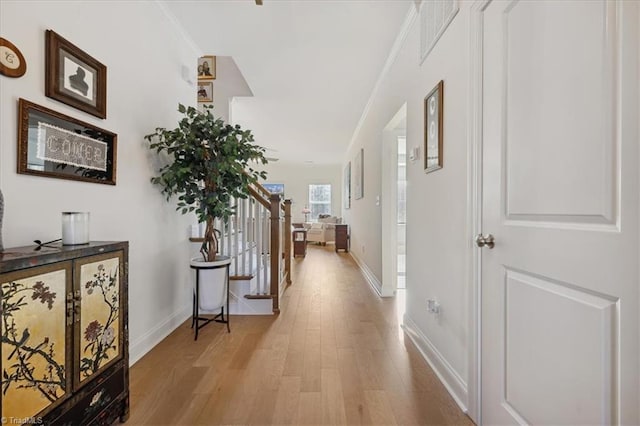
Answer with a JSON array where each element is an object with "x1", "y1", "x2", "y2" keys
[{"x1": 475, "y1": 234, "x2": 495, "y2": 249}]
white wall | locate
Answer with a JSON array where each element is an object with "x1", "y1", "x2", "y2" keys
[
  {"x1": 259, "y1": 162, "x2": 342, "y2": 223},
  {"x1": 0, "y1": 1, "x2": 200, "y2": 364},
  {"x1": 198, "y1": 55, "x2": 253, "y2": 123},
  {"x1": 343, "y1": 1, "x2": 473, "y2": 412}
]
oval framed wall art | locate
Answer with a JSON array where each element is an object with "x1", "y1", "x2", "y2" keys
[{"x1": 0, "y1": 37, "x2": 27, "y2": 78}]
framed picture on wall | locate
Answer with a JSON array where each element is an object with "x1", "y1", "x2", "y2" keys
[
  {"x1": 354, "y1": 148, "x2": 364, "y2": 200},
  {"x1": 198, "y1": 55, "x2": 216, "y2": 80},
  {"x1": 197, "y1": 81, "x2": 213, "y2": 103},
  {"x1": 0, "y1": 37, "x2": 27, "y2": 78},
  {"x1": 263, "y1": 183, "x2": 285, "y2": 197},
  {"x1": 45, "y1": 30, "x2": 107, "y2": 119},
  {"x1": 344, "y1": 162, "x2": 351, "y2": 209},
  {"x1": 424, "y1": 80, "x2": 443, "y2": 173},
  {"x1": 17, "y1": 98, "x2": 117, "y2": 185}
]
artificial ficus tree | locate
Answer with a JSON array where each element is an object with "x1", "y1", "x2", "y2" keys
[{"x1": 145, "y1": 104, "x2": 268, "y2": 261}]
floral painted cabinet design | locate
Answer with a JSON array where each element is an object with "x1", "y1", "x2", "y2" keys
[
  {"x1": 75, "y1": 252, "x2": 123, "y2": 388},
  {"x1": 1, "y1": 263, "x2": 73, "y2": 419},
  {"x1": 1, "y1": 242, "x2": 129, "y2": 425}
]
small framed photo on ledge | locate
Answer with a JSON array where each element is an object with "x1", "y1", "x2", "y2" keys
[
  {"x1": 45, "y1": 29, "x2": 107, "y2": 119},
  {"x1": 198, "y1": 55, "x2": 216, "y2": 80},
  {"x1": 424, "y1": 80, "x2": 443, "y2": 173}
]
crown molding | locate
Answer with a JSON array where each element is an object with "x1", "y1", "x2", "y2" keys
[
  {"x1": 345, "y1": 3, "x2": 418, "y2": 158},
  {"x1": 154, "y1": 0, "x2": 203, "y2": 57}
]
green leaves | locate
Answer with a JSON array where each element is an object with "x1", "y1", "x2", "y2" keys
[{"x1": 146, "y1": 103, "x2": 269, "y2": 258}]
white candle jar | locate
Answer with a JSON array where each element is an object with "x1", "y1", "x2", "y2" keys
[{"x1": 62, "y1": 212, "x2": 90, "y2": 245}]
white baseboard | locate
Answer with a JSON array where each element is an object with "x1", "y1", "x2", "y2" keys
[
  {"x1": 402, "y1": 316, "x2": 469, "y2": 413},
  {"x1": 349, "y1": 252, "x2": 385, "y2": 296},
  {"x1": 129, "y1": 305, "x2": 191, "y2": 366}
]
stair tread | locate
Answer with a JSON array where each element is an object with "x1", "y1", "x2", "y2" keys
[
  {"x1": 230, "y1": 274, "x2": 254, "y2": 281},
  {"x1": 244, "y1": 294, "x2": 273, "y2": 300}
]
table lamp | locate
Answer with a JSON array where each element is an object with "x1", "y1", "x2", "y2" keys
[{"x1": 302, "y1": 207, "x2": 311, "y2": 222}]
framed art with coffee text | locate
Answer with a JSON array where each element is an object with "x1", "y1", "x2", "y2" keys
[
  {"x1": 45, "y1": 30, "x2": 107, "y2": 119},
  {"x1": 18, "y1": 98, "x2": 117, "y2": 185},
  {"x1": 424, "y1": 80, "x2": 443, "y2": 173}
]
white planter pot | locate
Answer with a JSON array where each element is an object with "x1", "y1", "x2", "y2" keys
[{"x1": 191, "y1": 255, "x2": 231, "y2": 312}]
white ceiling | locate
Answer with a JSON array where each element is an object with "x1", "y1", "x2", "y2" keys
[{"x1": 163, "y1": 0, "x2": 413, "y2": 165}]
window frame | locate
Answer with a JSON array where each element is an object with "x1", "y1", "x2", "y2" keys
[{"x1": 308, "y1": 183, "x2": 332, "y2": 222}]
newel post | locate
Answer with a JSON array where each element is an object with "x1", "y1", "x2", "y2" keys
[
  {"x1": 284, "y1": 199, "x2": 292, "y2": 285},
  {"x1": 269, "y1": 193, "x2": 281, "y2": 313}
]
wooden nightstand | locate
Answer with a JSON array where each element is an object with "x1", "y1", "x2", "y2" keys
[{"x1": 335, "y1": 224, "x2": 349, "y2": 252}]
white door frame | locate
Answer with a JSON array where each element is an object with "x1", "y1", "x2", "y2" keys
[
  {"x1": 467, "y1": 1, "x2": 492, "y2": 424},
  {"x1": 381, "y1": 103, "x2": 407, "y2": 298}
]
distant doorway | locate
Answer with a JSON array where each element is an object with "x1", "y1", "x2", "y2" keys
[
  {"x1": 381, "y1": 103, "x2": 406, "y2": 297},
  {"x1": 396, "y1": 136, "x2": 406, "y2": 289}
]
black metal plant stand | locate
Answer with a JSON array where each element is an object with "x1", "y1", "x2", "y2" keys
[{"x1": 190, "y1": 259, "x2": 231, "y2": 340}]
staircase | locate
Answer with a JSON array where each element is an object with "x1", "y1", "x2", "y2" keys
[{"x1": 203, "y1": 182, "x2": 292, "y2": 314}]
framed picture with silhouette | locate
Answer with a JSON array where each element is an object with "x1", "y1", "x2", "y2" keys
[{"x1": 45, "y1": 30, "x2": 107, "y2": 119}]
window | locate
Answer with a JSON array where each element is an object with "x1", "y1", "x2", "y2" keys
[{"x1": 308, "y1": 184, "x2": 331, "y2": 220}]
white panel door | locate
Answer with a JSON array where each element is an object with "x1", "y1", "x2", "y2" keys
[{"x1": 480, "y1": 1, "x2": 639, "y2": 425}]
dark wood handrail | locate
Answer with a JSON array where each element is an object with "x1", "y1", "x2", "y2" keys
[
  {"x1": 256, "y1": 181, "x2": 287, "y2": 212},
  {"x1": 252, "y1": 179, "x2": 272, "y2": 198},
  {"x1": 248, "y1": 186, "x2": 270, "y2": 209},
  {"x1": 246, "y1": 175, "x2": 287, "y2": 212}
]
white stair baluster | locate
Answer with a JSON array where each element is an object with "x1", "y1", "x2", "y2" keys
[
  {"x1": 249, "y1": 199, "x2": 254, "y2": 289},
  {"x1": 232, "y1": 214, "x2": 237, "y2": 276},
  {"x1": 255, "y1": 200, "x2": 262, "y2": 295},
  {"x1": 263, "y1": 211, "x2": 269, "y2": 294},
  {"x1": 238, "y1": 200, "x2": 242, "y2": 274}
]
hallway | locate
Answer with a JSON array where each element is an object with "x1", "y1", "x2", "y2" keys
[{"x1": 128, "y1": 245, "x2": 472, "y2": 425}]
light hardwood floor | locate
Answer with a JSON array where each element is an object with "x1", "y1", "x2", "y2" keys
[{"x1": 128, "y1": 244, "x2": 473, "y2": 425}]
